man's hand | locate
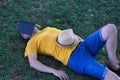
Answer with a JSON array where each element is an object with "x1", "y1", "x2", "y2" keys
[{"x1": 52, "y1": 69, "x2": 69, "y2": 80}]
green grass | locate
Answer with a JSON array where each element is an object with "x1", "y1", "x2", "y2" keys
[{"x1": 0, "y1": 0, "x2": 120, "y2": 80}]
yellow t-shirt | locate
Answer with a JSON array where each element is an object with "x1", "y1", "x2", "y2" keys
[{"x1": 25, "y1": 27, "x2": 79, "y2": 65}]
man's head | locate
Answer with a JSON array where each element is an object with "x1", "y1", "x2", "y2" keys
[
  {"x1": 17, "y1": 21, "x2": 39, "y2": 39},
  {"x1": 20, "y1": 33, "x2": 32, "y2": 39}
]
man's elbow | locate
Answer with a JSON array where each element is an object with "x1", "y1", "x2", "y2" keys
[
  {"x1": 29, "y1": 62, "x2": 35, "y2": 68},
  {"x1": 28, "y1": 53, "x2": 37, "y2": 68}
]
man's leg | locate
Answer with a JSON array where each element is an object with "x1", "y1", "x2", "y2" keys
[
  {"x1": 101, "y1": 24, "x2": 119, "y2": 70},
  {"x1": 104, "y1": 69, "x2": 120, "y2": 80}
]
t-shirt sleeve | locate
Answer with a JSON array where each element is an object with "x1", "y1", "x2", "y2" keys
[{"x1": 24, "y1": 40, "x2": 37, "y2": 57}]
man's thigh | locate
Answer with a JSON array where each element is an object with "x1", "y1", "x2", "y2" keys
[{"x1": 84, "y1": 28, "x2": 106, "y2": 56}]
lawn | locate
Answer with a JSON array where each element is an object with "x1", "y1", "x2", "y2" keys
[{"x1": 0, "y1": 0, "x2": 120, "y2": 80}]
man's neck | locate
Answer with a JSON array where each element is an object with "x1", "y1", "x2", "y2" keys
[{"x1": 31, "y1": 28, "x2": 39, "y2": 37}]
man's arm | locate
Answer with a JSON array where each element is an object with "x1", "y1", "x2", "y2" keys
[{"x1": 28, "y1": 53, "x2": 69, "y2": 80}]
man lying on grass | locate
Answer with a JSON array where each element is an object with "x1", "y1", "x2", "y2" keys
[{"x1": 17, "y1": 21, "x2": 120, "y2": 80}]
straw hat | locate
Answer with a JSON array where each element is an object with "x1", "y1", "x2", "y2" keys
[{"x1": 56, "y1": 29, "x2": 79, "y2": 47}]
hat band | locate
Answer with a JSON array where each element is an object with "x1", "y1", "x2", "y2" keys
[{"x1": 56, "y1": 36, "x2": 75, "y2": 47}]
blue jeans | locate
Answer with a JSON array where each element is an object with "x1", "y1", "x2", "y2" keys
[{"x1": 67, "y1": 29, "x2": 107, "y2": 80}]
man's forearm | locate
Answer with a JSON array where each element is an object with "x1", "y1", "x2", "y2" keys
[{"x1": 29, "y1": 58, "x2": 56, "y2": 74}]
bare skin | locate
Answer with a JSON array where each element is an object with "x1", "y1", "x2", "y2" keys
[
  {"x1": 104, "y1": 70, "x2": 120, "y2": 80},
  {"x1": 101, "y1": 24, "x2": 120, "y2": 80},
  {"x1": 28, "y1": 53, "x2": 69, "y2": 80},
  {"x1": 21, "y1": 24, "x2": 120, "y2": 80},
  {"x1": 101, "y1": 24, "x2": 119, "y2": 70}
]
